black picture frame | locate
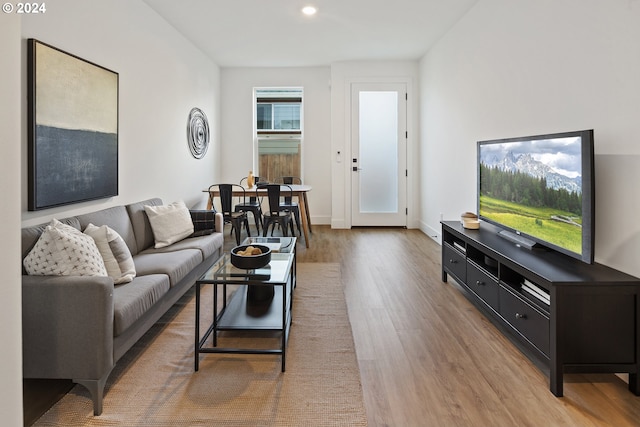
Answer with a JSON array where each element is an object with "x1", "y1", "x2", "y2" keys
[{"x1": 27, "y1": 39, "x2": 119, "y2": 211}]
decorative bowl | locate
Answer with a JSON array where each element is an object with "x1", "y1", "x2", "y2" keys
[
  {"x1": 230, "y1": 244, "x2": 271, "y2": 269},
  {"x1": 461, "y1": 211, "x2": 480, "y2": 229},
  {"x1": 463, "y1": 219, "x2": 480, "y2": 229}
]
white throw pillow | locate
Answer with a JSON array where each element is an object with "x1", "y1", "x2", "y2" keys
[
  {"x1": 23, "y1": 219, "x2": 108, "y2": 277},
  {"x1": 144, "y1": 201, "x2": 194, "y2": 248},
  {"x1": 84, "y1": 223, "x2": 136, "y2": 284}
]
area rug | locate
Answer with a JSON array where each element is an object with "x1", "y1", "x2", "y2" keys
[{"x1": 34, "y1": 263, "x2": 368, "y2": 426}]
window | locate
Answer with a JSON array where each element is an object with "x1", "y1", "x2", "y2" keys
[
  {"x1": 257, "y1": 103, "x2": 301, "y2": 131},
  {"x1": 255, "y1": 89, "x2": 302, "y2": 134},
  {"x1": 254, "y1": 88, "x2": 303, "y2": 181}
]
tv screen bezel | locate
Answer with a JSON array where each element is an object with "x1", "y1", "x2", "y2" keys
[{"x1": 477, "y1": 129, "x2": 595, "y2": 264}]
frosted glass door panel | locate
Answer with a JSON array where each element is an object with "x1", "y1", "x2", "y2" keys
[
  {"x1": 350, "y1": 82, "x2": 407, "y2": 227},
  {"x1": 359, "y1": 91, "x2": 398, "y2": 213}
]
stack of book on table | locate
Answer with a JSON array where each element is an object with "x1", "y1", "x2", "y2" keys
[
  {"x1": 521, "y1": 278, "x2": 550, "y2": 305},
  {"x1": 453, "y1": 241, "x2": 466, "y2": 254}
]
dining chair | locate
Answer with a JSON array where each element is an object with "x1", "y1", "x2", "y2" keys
[
  {"x1": 274, "y1": 176, "x2": 302, "y2": 236},
  {"x1": 235, "y1": 176, "x2": 267, "y2": 233},
  {"x1": 259, "y1": 184, "x2": 295, "y2": 237},
  {"x1": 208, "y1": 183, "x2": 251, "y2": 245}
]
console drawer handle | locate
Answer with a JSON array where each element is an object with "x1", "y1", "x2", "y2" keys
[
  {"x1": 449, "y1": 259, "x2": 458, "y2": 264},
  {"x1": 515, "y1": 313, "x2": 527, "y2": 319},
  {"x1": 476, "y1": 280, "x2": 485, "y2": 286}
]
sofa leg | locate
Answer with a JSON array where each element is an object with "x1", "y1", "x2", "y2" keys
[{"x1": 74, "y1": 366, "x2": 113, "y2": 416}]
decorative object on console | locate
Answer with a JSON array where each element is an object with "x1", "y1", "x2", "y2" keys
[
  {"x1": 27, "y1": 39, "x2": 119, "y2": 211},
  {"x1": 187, "y1": 107, "x2": 210, "y2": 159},
  {"x1": 461, "y1": 212, "x2": 480, "y2": 229}
]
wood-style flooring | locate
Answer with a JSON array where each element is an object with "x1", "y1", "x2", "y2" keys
[
  {"x1": 289, "y1": 225, "x2": 640, "y2": 427},
  {"x1": 24, "y1": 225, "x2": 640, "y2": 426}
]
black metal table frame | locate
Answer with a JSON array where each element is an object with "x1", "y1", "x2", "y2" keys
[{"x1": 194, "y1": 252, "x2": 295, "y2": 372}]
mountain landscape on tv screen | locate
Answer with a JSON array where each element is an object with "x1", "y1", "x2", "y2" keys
[{"x1": 480, "y1": 150, "x2": 582, "y2": 195}]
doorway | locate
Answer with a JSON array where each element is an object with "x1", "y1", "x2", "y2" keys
[{"x1": 350, "y1": 83, "x2": 407, "y2": 226}]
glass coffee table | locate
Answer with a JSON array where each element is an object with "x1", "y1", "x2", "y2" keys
[{"x1": 194, "y1": 237, "x2": 296, "y2": 372}]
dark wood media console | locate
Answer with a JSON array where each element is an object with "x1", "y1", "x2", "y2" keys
[{"x1": 441, "y1": 220, "x2": 640, "y2": 396}]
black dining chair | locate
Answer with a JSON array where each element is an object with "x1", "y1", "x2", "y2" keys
[
  {"x1": 208, "y1": 184, "x2": 251, "y2": 245},
  {"x1": 235, "y1": 176, "x2": 267, "y2": 233},
  {"x1": 275, "y1": 176, "x2": 302, "y2": 236},
  {"x1": 259, "y1": 184, "x2": 295, "y2": 237}
]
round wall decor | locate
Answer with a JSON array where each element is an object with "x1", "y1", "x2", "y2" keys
[{"x1": 187, "y1": 107, "x2": 210, "y2": 159}]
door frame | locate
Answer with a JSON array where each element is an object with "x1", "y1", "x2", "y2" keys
[{"x1": 343, "y1": 77, "x2": 414, "y2": 229}]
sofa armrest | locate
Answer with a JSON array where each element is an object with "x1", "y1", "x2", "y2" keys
[
  {"x1": 22, "y1": 274, "x2": 115, "y2": 380},
  {"x1": 189, "y1": 210, "x2": 223, "y2": 236}
]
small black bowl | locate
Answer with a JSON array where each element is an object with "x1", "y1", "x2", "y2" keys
[{"x1": 230, "y1": 244, "x2": 271, "y2": 269}]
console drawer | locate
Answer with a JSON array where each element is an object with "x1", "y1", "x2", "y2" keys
[
  {"x1": 443, "y1": 243, "x2": 466, "y2": 283},
  {"x1": 467, "y1": 261, "x2": 499, "y2": 310},
  {"x1": 499, "y1": 284, "x2": 550, "y2": 357}
]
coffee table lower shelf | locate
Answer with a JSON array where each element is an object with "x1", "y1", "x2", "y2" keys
[{"x1": 195, "y1": 284, "x2": 292, "y2": 372}]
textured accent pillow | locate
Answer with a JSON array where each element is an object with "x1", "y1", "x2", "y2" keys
[
  {"x1": 84, "y1": 223, "x2": 136, "y2": 284},
  {"x1": 189, "y1": 210, "x2": 217, "y2": 237},
  {"x1": 144, "y1": 201, "x2": 195, "y2": 248},
  {"x1": 23, "y1": 219, "x2": 108, "y2": 277}
]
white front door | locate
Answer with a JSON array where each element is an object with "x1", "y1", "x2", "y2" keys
[{"x1": 351, "y1": 83, "x2": 407, "y2": 226}]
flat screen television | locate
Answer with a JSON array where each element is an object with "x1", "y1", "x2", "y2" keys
[{"x1": 477, "y1": 129, "x2": 595, "y2": 263}]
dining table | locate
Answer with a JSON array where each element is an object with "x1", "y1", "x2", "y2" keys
[{"x1": 205, "y1": 184, "x2": 313, "y2": 248}]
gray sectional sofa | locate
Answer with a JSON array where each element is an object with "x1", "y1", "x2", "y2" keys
[{"x1": 21, "y1": 198, "x2": 224, "y2": 415}]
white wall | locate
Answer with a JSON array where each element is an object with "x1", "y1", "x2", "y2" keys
[
  {"x1": 330, "y1": 61, "x2": 420, "y2": 229},
  {"x1": 419, "y1": 0, "x2": 640, "y2": 275},
  {"x1": 0, "y1": 11, "x2": 25, "y2": 427},
  {"x1": 220, "y1": 67, "x2": 332, "y2": 224},
  {"x1": 20, "y1": 0, "x2": 221, "y2": 227}
]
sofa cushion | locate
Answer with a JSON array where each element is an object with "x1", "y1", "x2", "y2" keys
[
  {"x1": 126, "y1": 198, "x2": 163, "y2": 253},
  {"x1": 147, "y1": 232, "x2": 224, "y2": 260},
  {"x1": 112, "y1": 274, "x2": 170, "y2": 336},
  {"x1": 23, "y1": 219, "x2": 108, "y2": 277},
  {"x1": 133, "y1": 249, "x2": 202, "y2": 287},
  {"x1": 144, "y1": 201, "x2": 194, "y2": 248},
  {"x1": 77, "y1": 205, "x2": 138, "y2": 256},
  {"x1": 84, "y1": 224, "x2": 136, "y2": 284}
]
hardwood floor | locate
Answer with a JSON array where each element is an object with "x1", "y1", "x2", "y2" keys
[{"x1": 287, "y1": 225, "x2": 640, "y2": 427}]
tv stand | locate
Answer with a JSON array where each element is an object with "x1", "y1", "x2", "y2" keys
[
  {"x1": 441, "y1": 220, "x2": 640, "y2": 397},
  {"x1": 498, "y1": 229, "x2": 537, "y2": 250}
]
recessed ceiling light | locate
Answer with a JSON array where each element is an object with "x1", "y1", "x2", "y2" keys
[{"x1": 302, "y1": 6, "x2": 317, "y2": 16}]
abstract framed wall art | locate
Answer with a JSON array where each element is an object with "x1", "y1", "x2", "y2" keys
[{"x1": 28, "y1": 39, "x2": 119, "y2": 211}]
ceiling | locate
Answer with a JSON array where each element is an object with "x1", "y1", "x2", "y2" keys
[{"x1": 143, "y1": 0, "x2": 478, "y2": 67}]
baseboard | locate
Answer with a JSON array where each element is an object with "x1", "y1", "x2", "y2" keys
[
  {"x1": 310, "y1": 215, "x2": 331, "y2": 225},
  {"x1": 331, "y1": 218, "x2": 347, "y2": 229},
  {"x1": 419, "y1": 221, "x2": 441, "y2": 244}
]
